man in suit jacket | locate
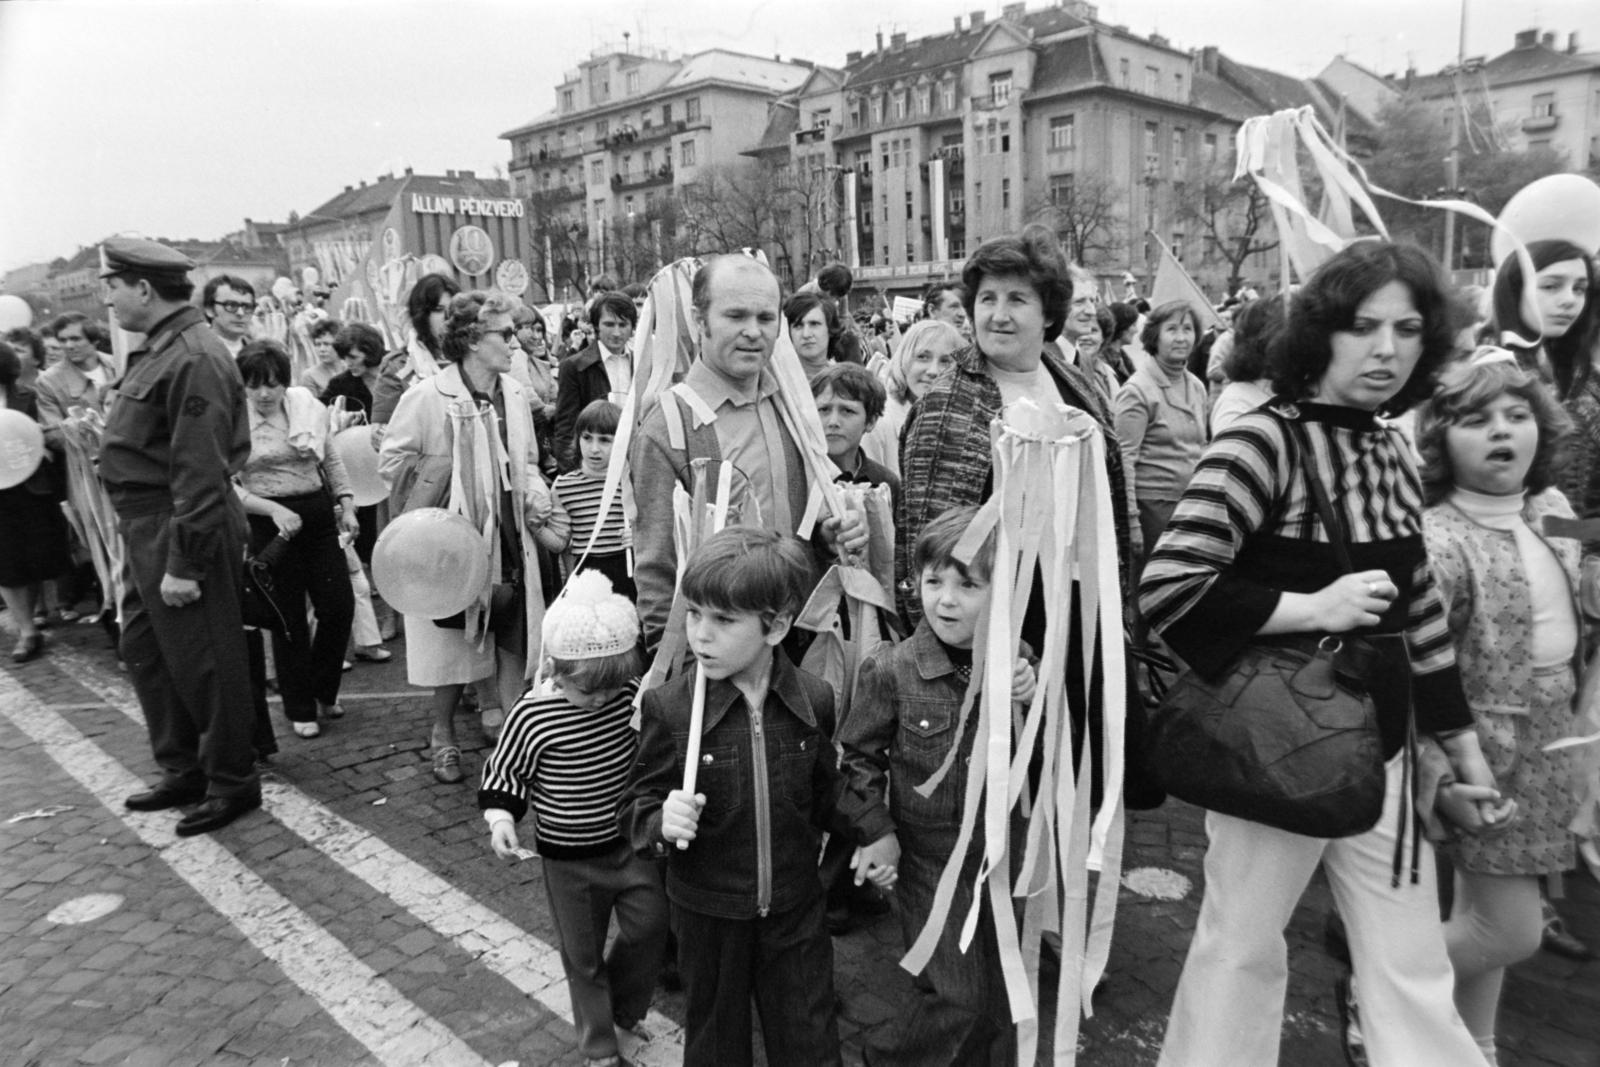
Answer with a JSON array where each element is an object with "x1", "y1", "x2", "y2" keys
[{"x1": 552, "y1": 291, "x2": 636, "y2": 472}]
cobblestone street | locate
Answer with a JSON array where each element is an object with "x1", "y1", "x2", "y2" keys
[{"x1": 2, "y1": 617, "x2": 1597, "y2": 1066}]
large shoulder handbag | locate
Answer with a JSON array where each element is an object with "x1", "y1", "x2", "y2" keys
[
  {"x1": 241, "y1": 534, "x2": 294, "y2": 636},
  {"x1": 1143, "y1": 414, "x2": 1388, "y2": 838}
]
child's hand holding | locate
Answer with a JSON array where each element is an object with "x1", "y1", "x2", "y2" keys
[
  {"x1": 1437, "y1": 782, "x2": 1518, "y2": 836},
  {"x1": 1012, "y1": 657, "x2": 1037, "y2": 707},
  {"x1": 662, "y1": 789, "x2": 705, "y2": 850},
  {"x1": 488, "y1": 819, "x2": 537, "y2": 860},
  {"x1": 852, "y1": 832, "x2": 901, "y2": 890}
]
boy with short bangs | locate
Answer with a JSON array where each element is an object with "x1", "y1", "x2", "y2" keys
[
  {"x1": 811, "y1": 362, "x2": 900, "y2": 513},
  {"x1": 618, "y1": 527, "x2": 897, "y2": 1067},
  {"x1": 541, "y1": 399, "x2": 635, "y2": 600},
  {"x1": 479, "y1": 572, "x2": 666, "y2": 1067},
  {"x1": 840, "y1": 505, "x2": 1038, "y2": 1067}
]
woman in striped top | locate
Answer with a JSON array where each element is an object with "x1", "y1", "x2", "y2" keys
[
  {"x1": 542, "y1": 399, "x2": 632, "y2": 601},
  {"x1": 1140, "y1": 242, "x2": 1501, "y2": 1067}
]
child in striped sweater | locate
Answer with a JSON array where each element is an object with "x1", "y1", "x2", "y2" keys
[
  {"x1": 479, "y1": 571, "x2": 665, "y2": 1067},
  {"x1": 541, "y1": 399, "x2": 635, "y2": 601}
]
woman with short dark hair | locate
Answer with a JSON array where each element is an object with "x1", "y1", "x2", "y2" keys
[
  {"x1": 371, "y1": 273, "x2": 462, "y2": 424},
  {"x1": 234, "y1": 339, "x2": 358, "y2": 738},
  {"x1": 784, "y1": 291, "x2": 840, "y2": 381},
  {"x1": 1140, "y1": 240, "x2": 1498, "y2": 1067},
  {"x1": 300, "y1": 317, "x2": 344, "y2": 397}
]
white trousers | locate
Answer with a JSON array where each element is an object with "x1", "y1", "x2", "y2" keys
[
  {"x1": 345, "y1": 545, "x2": 381, "y2": 648},
  {"x1": 1157, "y1": 755, "x2": 1482, "y2": 1067}
]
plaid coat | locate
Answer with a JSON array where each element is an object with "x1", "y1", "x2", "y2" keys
[{"x1": 894, "y1": 342, "x2": 1133, "y2": 626}]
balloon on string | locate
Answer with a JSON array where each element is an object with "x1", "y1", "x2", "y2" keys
[
  {"x1": 0, "y1": 409, "x2": 45, "y2": 489},
  {"x1": 371, "y1": 507, "x2": 490, "y2": 619},
  {"x1": 301, "y1": 265, "x2": 321, "y2": 290},
  {"x1": 332, "y1": 426, "x2": 387, "y2": 506},
  {"x1": 0, "y1": 294, "x2": 34, "y2": 332},
  {"x1": 1492, "y1": 174, "x2": 1600, "y2": 268}
]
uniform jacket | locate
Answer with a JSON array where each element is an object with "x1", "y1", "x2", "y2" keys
[
  {"x1": 838, "y1": 621, "x2": 975, "y2": 856},
  {"x1": 1423, "y1": 488, "x2": 1584, "y2": 717},
  {"x1": 377, "y1": 362, "x2": 550, "y2": 676},
  {"x1": 618, "y1": 652, "x2": 891, "y2": 920},
  {"x1": 98, "y1": 306, "x2": 250, "y2": 581},
  {"x1": 34, "y1": 355, "x2": 118, "y2": 426},
  {"x1": 552, "y1": 342, "x2": 620, "y2": 473},
  {"x1": 894, "y1": 342, "x2": 1133, "y2": 625}
]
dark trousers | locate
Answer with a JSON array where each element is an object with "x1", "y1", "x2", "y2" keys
[
  {"x1": 244, "y1": 629, "x2": 278, "y2": 759},
  {"x1": 673, "y1": 893, "x2": 842, "y2": 1067},
  {"x1": 118, "y1": 506, "x2": 258, "y2": 799},
  {"x1": 247, "y1": 492, "x2": 354, "y2": 723},
  {"x1": 568, "y1": 550, "x2": 636, "y2": 602},
  {"x1": 541, "y1": 842, "x2": 669, "y2": 1059}
]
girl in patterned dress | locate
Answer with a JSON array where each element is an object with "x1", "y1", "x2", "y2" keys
[{"x1": 1418, "y1": 351, "x2": 1583, "y2": 1066}]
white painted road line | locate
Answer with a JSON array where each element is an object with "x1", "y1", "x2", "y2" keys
[
  {"x1": 46, "y1": 644, "x2": 687, "y2": 1067},
  {"x1": 0, "y1": 672, "x2": 491, "y2": 1067}
]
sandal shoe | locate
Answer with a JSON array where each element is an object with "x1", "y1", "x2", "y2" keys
[
  {"x1": 11, "y1": 633, "x2": 44, "y2": 663},
  {"x1": 320, "y1": 702, "x2": 345, "y2": 720},
  {"x1": 432, "y1": 745, "x2": 463, "y2": 784},
  {"x1": 292, "y1": 721, "x2": 321, "y2": 738},
  {"x1": 352, "y1": 646, "x2": 392, "y2": 662}
]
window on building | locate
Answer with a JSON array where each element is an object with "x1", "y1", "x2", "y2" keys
[
  {"x1": 1049, "y1": 173, "x2": 1074, "y2": 206},
  {"x1": 685, "y1": 97, "x2": 702, "y2": 122},
  {"x1": 849, "y1": 101, "x2": 862, "y2": 128},
  {"x1": 626, "y1": 70, "x2": 640, "y2": 94},
  {"x1": 987, "y1": 121, "x2": 998, "y2": 155},
  {"x1": 1049, "y1": 114, "x2": 1076, "y2": 150},
  {"x1": 949, "y1": 235, "x2": 966, "y2": 259},
  {"x1": 1174, "y1": 71, "x2": 1185, "y2": 99},
  {"x1": 644, "y1": 190, "x2": 656, "y2": 210},
  {"x1": 882, "y1": 141, "x2": 891, "y2": 170},
  {"x1": 975, "y1": 181, "x2": 983, "y2": 213},
  {"x1": 1001, "y1": 178, "x2": 1011, "y2": 210},
  {"x1": 813, "y1": 108, "x2": 832, "y2": 129},
  {"x1": 941, "y1": 80, "x2": 956, "y2": 111},
  {"x1": 989, "y1": 71, "x2": 1013, "y2": 105},
  {"x1": 643, "y1": 149, "x2": 654, "y2": 173},
  {"x1": 906, "y1": 190, "x2": 914, "y2": 219},
  {"x1": 1000, "y1": 121, "x2": 1011, "y2": 152},
  {"x1": 592, "y1": 160, "x2": 604, "y2": 183},
  {"x1": 593, "y1": 198, "x2": 605, "y2": 221},
  {"x1": 541, "y1": 170, "x2": 552, "y2": 190},
  {"x1": 1144, "y1": 122, "x2": 1159, "y2": 172},
  {"x1": 680, "y1": 139, "x2": 696, "y2": 167},
  {"x1": 881, "y1": 193, "x2": 889, "y2": 222},
  {"x1": 624, "y1": 195, "x2": 635, "y2": 214},
  {"x1": 871, "y1": 95, "x2": 884, "y2": 124},
  {"x1": 1145, "y1": 66, "x2": 1159, "y2": 95},
  {"x1": 1532, "y1": 92, "x2": 1555, "y2": 118},
  {"x1": 891, "y1": 140, "x2": 901, "y2": 168},
  {"x1": 621, "y1": 154, "x2": 632, "y2": 179},
  {"x1": 1172, "y1": 128, "x2": 1186, "y2": 176},
  {"x1": 883, "y1": 246, "x2": 890, "y2": 264},
  {"x1": 1171, "y1": 231, "x2": 1185, "y2": 263},
  {"x1": 596, "y1": 119, "x2": 609, "y2": 140},
  {"x1": 893, "y1": 91, "x2": 907, "y2": 120},
  {"x1": 950, "y1": 183, "x2": 965, "y2": 214},
  {"x1": 662, "y1": 103, "x2": 673, "y2": 124},
  {"x1": 561, "y1": 87, "x2": 575, "y2": 112},
  {"x1": 1203, "y1": 132, "x2": 1218, "y2": 167},
  {"x1": 907, "y1": 241, "x2": 916, "y2": 263},
  {"x1": 917, "y1": 86, "x2": 931, "y2": 114},
  {"x1": 1118, "y1": 58, "x2": 1130, "y2": 87}
]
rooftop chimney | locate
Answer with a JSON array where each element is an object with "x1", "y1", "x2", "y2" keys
[
  {"x1": 445, "y1": 170, "x2": 456, "y2": 178},
  {"x1": 891, "y1": 31, "x2": 907, "y2": 51},
  {"x1": 1569, "y1": 31, "x2": 1581, "y2": 54},
  {"x1": 1200, "y1": 44, "x2": 1220, "y2": 75},
  {"x1": 876, "y1": 30, "x2": 883, "y2": 52},
  {"x1": 954, "y1": 15, "x2": 963, "y2": 32},
  {"x1": 1001, "y1": 2, "x2": 1025, "y2": 20},
  {"x1": 343, "y1": 184, "x2": 353, "y2": 192},
  {"x1": 970, "y1": 10, "x2": 986, "y2": 30},
  {"x1": 404, "y1": 166, "x2": 414, "y2": 175},
  {"x1": 1514, "y1": 29, "x2": 1537, "y2": 48},
  {"x1": 1150, "y1": 32, "x2": 1169, "y2": 47},
  {"x1": 460, "y1": 169, "x2": 475, "y2": 179},
  {"x1": 1541, "y1": 31, "x2": 1556, "y2": 48},
  {"x1": 847, "y1": 49, "x2": 862, "y2": 63}
]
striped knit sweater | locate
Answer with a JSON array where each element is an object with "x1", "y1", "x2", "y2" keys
[
  {"x1": 1139, "y1": 400, "x2": 1473, "y2": 755},
  {"x1": 551, "y1": 469, "x2": 631, "y2": 556},
  {"x1": 477, "y1": 680, "x2": 639, "y2": 859}
]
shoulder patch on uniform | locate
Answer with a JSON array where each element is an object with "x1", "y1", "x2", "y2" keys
[{"x1": 182, "y1": 395, "x2": 210, "y2": 418}]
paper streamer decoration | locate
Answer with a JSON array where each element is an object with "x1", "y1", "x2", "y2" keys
[
  {"x1": 898, "y1": 399, "x2": 1126, "y2": 1065},
  {"x1": 57, "y1": 408, "x2": 126, "y2": 624}
]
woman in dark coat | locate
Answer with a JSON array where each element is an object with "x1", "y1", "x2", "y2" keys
[{"x1": 0, "y1": 339, "x2": 71, "y2": 661}]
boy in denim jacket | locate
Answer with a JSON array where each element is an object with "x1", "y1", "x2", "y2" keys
[
  {"x1": 618, "y1": 527, "x2": 897, "y2": 1067},
  {"x1": 841, "y1": 506, "x2": 1037, "y2": 1067}
]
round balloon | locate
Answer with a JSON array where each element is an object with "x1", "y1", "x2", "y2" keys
[
  {"x1": 0, "y1": 409, "x2": 45, "y2": 490},
  {"x1": 371, "y1": 507, "x2": 490, "y2": 619},
  {"x1": 332, "y1": 426, "x2": 387, "y2": 506},
  {"x1": 0, "y1": 294, "x2": 34, "y2": 332},
  {"x1": 1492, "y1": 173, "x2": 1600, "y2": 268}
]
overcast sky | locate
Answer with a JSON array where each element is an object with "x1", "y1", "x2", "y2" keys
[{"x1": 2, "y1": 0, "x2": 1597, "y2": 272}]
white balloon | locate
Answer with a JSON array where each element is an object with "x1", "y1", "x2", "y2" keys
[
  {"x1": 1492, "y1": 173, "x2": 1600, "y2": 269},
  {"x1": 371, "y1": 508, "x2": 490, "y2": 619},
  {"x1": 0, "y1": 294, "x2": 34, "y2": 332},
  {"x1": 333, "y1": 426, "x2": 387, "y2": 506},
  {"x1": 0, "y1": 408, "x2": 45, "y2": 489}
]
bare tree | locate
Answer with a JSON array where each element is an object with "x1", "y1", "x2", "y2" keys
[
  {"x1": 1024, "y1": 172, "x2": 1125, "y2": 267},
  {"x1": 674, "y1": 162, "x2": 783, "y2": 258},
  {"x1": 1175, "y1": 163, "x2": 1279, "y2": 295},
  {"x1": 525, "y1": 192, "x2": 588, "y2": 302}
]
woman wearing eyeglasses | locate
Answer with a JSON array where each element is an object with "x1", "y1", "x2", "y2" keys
[{"x1": 379, "y1": 290, "x2": 560, "y2": 783}]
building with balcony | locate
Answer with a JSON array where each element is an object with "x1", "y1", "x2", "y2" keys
[
  {"x1": 749, "y1": 1, "x2": 1326, "y2": 299},
  {"x1": 501, "y1": 45, "x2": 813, "y2": 288},
  {"x1": 1410, "y1": 28, "x2": 1600, "y2": 171}
]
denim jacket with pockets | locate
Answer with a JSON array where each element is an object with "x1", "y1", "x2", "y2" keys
[
  {"x1": 839, "y1": 621, "x2": 976, "y2": 858},
  {"x1": 619, "y1": 651, "x2": 893, "y2": 920}
]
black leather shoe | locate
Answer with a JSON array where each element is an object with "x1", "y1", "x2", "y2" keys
[
  {"x1": 174, "y1": 791, "x2": 262, "y2": 837},
  {"x1": 1543, "y1": 910, "x2": 1594, "y2": 961},
  {"x1": 125, "y1": 786, "x2": 207, "y2": 812}
]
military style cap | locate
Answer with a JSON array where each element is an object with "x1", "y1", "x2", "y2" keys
[{"x1": 99, "y1": 237, "x2": 195, "y2": 279}]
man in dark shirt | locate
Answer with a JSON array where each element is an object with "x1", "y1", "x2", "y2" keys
[{"x1": 99, "y1": 237, "x2": 261, "y2": 836}]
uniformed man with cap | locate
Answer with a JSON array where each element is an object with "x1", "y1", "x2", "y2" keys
[{"x1": 99, "y1": 237, "x2": 261, "y2": 836}]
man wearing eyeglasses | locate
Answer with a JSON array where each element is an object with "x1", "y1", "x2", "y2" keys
[{"x1": 202, "y1": 275, "x2": 257, "y2": 357}]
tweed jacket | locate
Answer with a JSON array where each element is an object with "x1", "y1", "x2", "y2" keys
[
  {"x1": 1423, "y1": 488, "x2": 1584, "y2": 716},
  {"x1": 894, "y1": 342, "x2": 1133, "y2": 625}
]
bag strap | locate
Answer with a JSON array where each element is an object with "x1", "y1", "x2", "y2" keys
[{"x1": 1282, "y1": 415, "x2": 1355, "y2": 575}]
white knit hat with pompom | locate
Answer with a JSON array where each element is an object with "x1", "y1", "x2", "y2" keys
[{"x1": 542, "y1": 571, "x2": 639, "y2": 660}]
